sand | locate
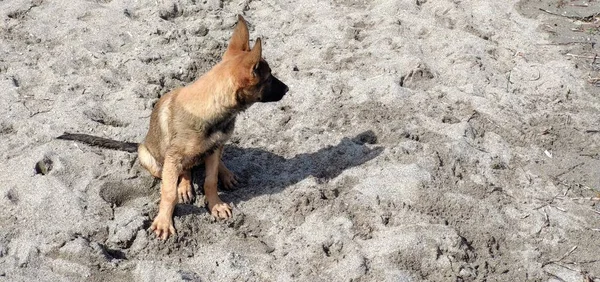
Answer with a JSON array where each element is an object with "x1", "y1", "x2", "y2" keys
[{"x1": 1, "y1": 0, "x2": 599, "y2": 281}]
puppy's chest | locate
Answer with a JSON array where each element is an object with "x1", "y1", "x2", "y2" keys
[
  {"x1": 204, "y1": 115, "x2": 236, "y2": 143},
  {"x1": 184, "y1": 114, "x2": 235, "y2": 154},
  {"x1": 179, "y1": 115, "x2": 236, "y2": 169}
]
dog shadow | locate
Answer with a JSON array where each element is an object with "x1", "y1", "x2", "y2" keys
[{"x1": 180, "y1": 130, "x2": 383, "y2": 215}]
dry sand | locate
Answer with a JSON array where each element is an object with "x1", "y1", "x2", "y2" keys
[{"x1": 1, "y1": 0, "x2": 599, "y2": 281}]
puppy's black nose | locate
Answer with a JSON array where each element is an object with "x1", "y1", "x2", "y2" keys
[{"x1": 284, "y1": 85, "x2": 289, "y2": 93}]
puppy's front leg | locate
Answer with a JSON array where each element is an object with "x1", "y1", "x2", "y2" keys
[
  {"x1": 177, "y1": 169, "x2": 194, "y2": 204},
  {"x1": 205, "y1": 148, "x2": 232, "y2": 219},
  {"x1": 151, "y1": 153, "x2": 181, "y2": 239},
  {"x1": 218, "y1": 145, "x2": 238, "y2": 190}
]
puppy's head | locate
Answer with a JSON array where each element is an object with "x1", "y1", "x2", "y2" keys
[{"x1": 223, "y1": 15, "x2": 289, "y2": 106}]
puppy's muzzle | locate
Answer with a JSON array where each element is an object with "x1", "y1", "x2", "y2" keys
[{"x1": 262, "y1": 75, "x2": 288, "y2": 102}]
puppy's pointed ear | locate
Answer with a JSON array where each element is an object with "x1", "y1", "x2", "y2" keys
[
  {"x1": 249, "y1": 37, "x2": 262, "y2": 63},
  {"x1": 225, "y1": 15, "x2": 250, "y2": 56},
  {"x1": 247, "y1": 38, "x2": 262, "y2": 76}
]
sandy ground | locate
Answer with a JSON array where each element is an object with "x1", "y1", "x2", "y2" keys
[{"x1": 1, "y1": 0, "x2": 600, "y2": 281}]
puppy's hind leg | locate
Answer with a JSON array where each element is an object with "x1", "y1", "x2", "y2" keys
[{"x1": 138, "y1": 143, "x2": 162, "y2": 178}]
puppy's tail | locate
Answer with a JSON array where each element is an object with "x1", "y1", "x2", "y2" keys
[{"x1": 57, "y1": 132, "x2": 139, "y2": 153}]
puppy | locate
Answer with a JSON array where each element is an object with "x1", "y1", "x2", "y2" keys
[{"x1": 58, "y1": 15, "x2": 288, "y2": 240}]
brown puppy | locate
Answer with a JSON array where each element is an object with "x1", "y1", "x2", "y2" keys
[{"x1": 59, "y1": 15, "x2": 288, "y2": 240}]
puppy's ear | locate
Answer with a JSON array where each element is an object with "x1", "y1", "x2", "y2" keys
[
  {"x1": 249, "y1": 37, "x2": 262, "y2": 63},
  {"x1": 246, "y1": 38, "x2": 262, "y2": 76},
  {"x1": 225, "y1": 15, "x2": 250, "y2": 57}
]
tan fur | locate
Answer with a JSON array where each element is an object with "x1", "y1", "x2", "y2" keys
[
  {"x1": 137, "y1": 143, "x2": 161, "y2": 178},
  {"x1": 146, "y1": 15, "x2": 286, "y2": 240},
  {"x1": 157, "y1": 94, "x2": 172, "y2": 147}
]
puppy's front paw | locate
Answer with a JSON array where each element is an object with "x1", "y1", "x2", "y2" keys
[
  {"x1": 150, "y1": 215, "x2": 175, "y2": 240},
  {"x1": 208, "y1": 199, "x2": 232, "y2": 219},
  {"x1": 178, "y1": 183, "x2": 194, "y2": 204}
]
